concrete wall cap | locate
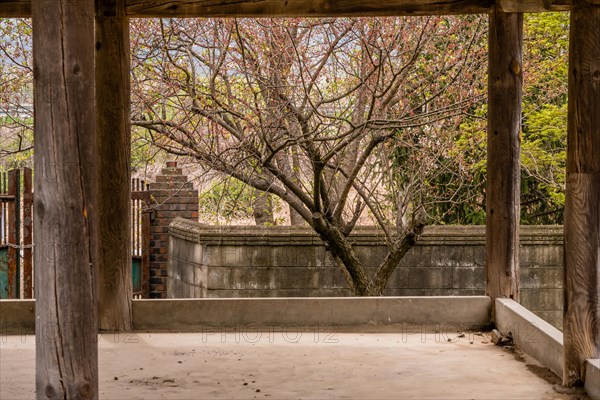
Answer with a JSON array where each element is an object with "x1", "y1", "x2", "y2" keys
[{"x1": 168, "y1": 219, "x2": 564, "y2": 246}]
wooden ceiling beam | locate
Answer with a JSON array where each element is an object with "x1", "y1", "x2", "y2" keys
[
  {"x1": 497, "y1": 0, "x2": 570, "y2": 12},
  {"x1": 1, "y1": 0, "x2": 575, "y2": 18},
  {"x1": 124, "y1": 0, "x2": 493, "y2": 17},
  {"x1": 0, "y1": 0, "x2": 30, "y2": 17}
]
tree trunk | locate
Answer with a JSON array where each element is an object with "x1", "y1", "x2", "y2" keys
[
  {"x1": 33, "y1": 0, "x2": 98, "y2": 397},
  {"x1": 288, "y1": 149, "x2": 305, "y2": 226},
  {"x1": 312, "y1": 213, "x2": 371, "y2": 296},
  {"x1": 370, "y1": 225, "x2": 423, "y2": 296},
  {"x1": 486, "y1": 7, "x2": 522, "y2": 303},
  {"x1": 563, "y1": 0, "x2": 600, "y2": 387},
  {"x1": 289, "y1": 144, "x2": 305, "y2": 227},
  {"x1": 96, "y1": 0, "x2": 133, "y2": 331}
]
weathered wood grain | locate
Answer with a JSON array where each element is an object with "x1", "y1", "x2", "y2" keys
[
  {"x1": 0, "y1": 0, "x2": 30, "y2": 17},
  {"x1": 124, "y1": 0, "x2": 493, "y2": 16},
  {"x1": 498, "y1": 0, "x2": 570, "y2": 12},
  {"x1": 0, "y1": 0, "x2": 579, "y2": 17},
  {"x1": 563, "y1": 0, "x2": 600, "y2": 387},
  {"x1": 485, "y1": 7, "x2": 522, "y2": 303},
  {"x1": 564, "y1": 174, "x2": 600, "y2": 386},
  {"x1": 33, "y1": 0, "x2": 98, "y2": 397},
  {"x1": 97, "y1": 0, "x2": 133, "y2": 331}
]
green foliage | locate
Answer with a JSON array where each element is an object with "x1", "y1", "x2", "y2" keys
[
  {"x1": 521, "y1": 103, "x2": 567, "y2": 224},
  {"x1": 198, "y1": 177, "x2": 256, "y2": 223},
  {"x1": 406, "y1": 13, "x2": 568, "y2": 226},
  {"x1": 523, "y1": 12, "x2": 569, "y2": 109},
  {"x1": 433, "y1": 105, "x2": 487, "y2": 225},
  {"x1": 520, "y1": 13, "x2": 568, "y2": 224},
  {"x1": 131, "y1": 125, "x2": 164, "y2": 173}
]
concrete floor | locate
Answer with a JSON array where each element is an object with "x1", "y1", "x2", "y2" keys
[{"x1": 0, "y1": 331, "x2": 584, "y2": 399}]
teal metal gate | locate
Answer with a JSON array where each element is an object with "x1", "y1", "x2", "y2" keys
[
  {"x1": 0, "y1": 246, "x2": 8, "y2": 298},
  {"x1": 0, "y1": 171, "x2": 151, "y2": 299},
  {"x1": 131, "y1": 178, "x2": 151, "y2": 298},
  {"x1": 0, "y1": 168, "x2": 32, "y2": 299}
]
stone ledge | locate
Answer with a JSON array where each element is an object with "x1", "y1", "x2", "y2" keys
[
  {"x1": 494, "y1": 298, "x2": 563, "y2": 377},
  {"x1": 587, "y1": 359, "x2": 600, "y2": 400},
  {"x1": 0, "y1": 297, "x2": 493, "y2": 333},
  {"x1": 494, "y1": 300, "x2": 598, "y2": 398},
  {"x1": 132, "y1": 296, "x2": 492, "y2": 332},
  {"x1": 168, "y1": 219, "x2": 563, "y2": 246}
]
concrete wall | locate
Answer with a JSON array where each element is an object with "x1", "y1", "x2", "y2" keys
[
  {"x1": 168, "y1": 219, "x2": 564, "y2": 328},
  {"x1": 133, "y1": 297, "x2": 492, "y2": 332},
  {"x1": 167, "y1": 236, "x2": 207, "y2": 298},
  {"x1": 495, "y1": 299, "x2": 600, "y2": 400},
  {"x1": 0, "y1": 297, "x2": 491, "y2": 334},
  {"x1": 495, "y1": 298, "x2": 563, "y2": 377}
]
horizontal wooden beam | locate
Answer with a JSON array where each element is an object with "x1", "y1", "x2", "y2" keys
[
  {"x1": 125, "y1": 0, "x2": 494, "y2": 17},
  {"x1": 0, "y1": 0, "x2": 30, "y2": 17},
  {"x1": 0, "y1": 0, "x2": 575, "y2": 18},
  {"x1": 498, "y1": 0, "x2": 570, "y2": 12}
]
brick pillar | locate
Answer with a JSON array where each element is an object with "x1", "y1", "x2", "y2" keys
[{"x1": 148, "y1": 161, "x2": 198, "y2": 298}]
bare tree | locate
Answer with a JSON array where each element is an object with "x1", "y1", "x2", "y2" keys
[
  {"x1": 130, "y1": 16, "x2": 485, "y2": 295},
  {"x1": 0, "y1": 18, "x2": 33, "y2": 167}
]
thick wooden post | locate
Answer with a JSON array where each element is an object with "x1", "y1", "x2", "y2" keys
[
  {"x1": 96, "y1": 0, "x2": 133, "y2": 330},
  {"x1": 486, "y1": 7, "x2": 523, "y2": 302},
  {"x1": 563, "y1": 0, "x2": 600, "y2": 387},
  {"x1": 33, "y1": 0, "x2": 98, "y2": 398}
]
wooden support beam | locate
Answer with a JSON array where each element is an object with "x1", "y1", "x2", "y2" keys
[
  {"x1": 33, "y1": 0, "x2": 98, "y2": 397},
  {"x1": 485, "y1": 7, "x2": 522, "y2": 303},
  {"x1": 498, "y1": 0, "x2": 570, "y2": 12},
  {"x1": 1, "y1": 0, "x2": 579, "y2": 17},
  {"x1": 0, "y1": 0, "x2": 30, "y2": 17},
  {"x1": 124, "y1": 0, "x2": 493, "y2": 17},
  {"x1": 563, "y1": 0, "x2": 600, "y2": 387},
  {"x1": 96, "y1": 0, "x2": 133, "y2": 331}
]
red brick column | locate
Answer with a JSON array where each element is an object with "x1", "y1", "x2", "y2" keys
[{"x1": 148, "y1": 161, "x2": 198, "y2": 298}]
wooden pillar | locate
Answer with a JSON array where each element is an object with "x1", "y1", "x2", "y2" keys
[
  {"x1": 486, "y1": 7, "x2": 523, "y2": 302},
  {"x1": 563, "y1": 0, "x2": 600, "y2": 387},
  {"x1": 33, "y1": 0, "x2": 98, "y2": 397},
  {"x1": 96, "y1": 0, "x2": 133, "y2": 331}
]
